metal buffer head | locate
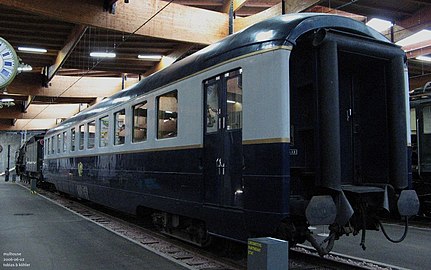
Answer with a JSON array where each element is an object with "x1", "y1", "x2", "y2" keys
[{"x1": 397, "y1": 190, "x2": 420, "y2": 217}]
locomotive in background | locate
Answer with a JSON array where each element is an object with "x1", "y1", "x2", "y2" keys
[{"x1": 15, "y1": 134, "x2": 45, "y2": 186}]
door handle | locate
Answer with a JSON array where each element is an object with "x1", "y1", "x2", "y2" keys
[
  {"x1": 216, "y1": 158, "x2": 225, "y2": 175},
  {"x1": 346, "y1": 109, "x2": 352, "y2": 121}
]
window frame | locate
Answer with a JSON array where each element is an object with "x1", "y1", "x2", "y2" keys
[
  {"x1": 132, "y1": 101, "x2": 148, "y2": 143},
  {"x1": 156, "y1": 90, "x2": 178, "y2": 140},
  {"x1": 99, "y1": 115, "x2": 110, "y2": 147},
  {"x1": 87, "y1": 120, "x2": 96, "y2": 149},
  {"x1": 79, "y1": 124, "x2": 85, "y2": 150},
  {"x1": 71, "y1": 127, "x2": 76, "y2": 151},
  {"x1": 114, "y1": 109, "x2": 126, "y2": 145}
]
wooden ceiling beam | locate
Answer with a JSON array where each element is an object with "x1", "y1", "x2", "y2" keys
[
  {"x1": 383, "y1": 6, "x2": 431, "y2": 42},
  {"x1": 0, "y1": 104, "x2": 81, "y2": 120},
  {"x1": 7, "y1": 74, "x2": 139, "y2": 98},
  {"x1": 45, "y1": 25, "x2": 88, "y2": 83},
  {"x1": 410, "y1": 73, "x2": 431, "y2": 90},
  {"x1": 404, "y1": 42, "x2": 431, "y2": 59},
  {"x1": 234, "y1": 0, "x2": 319, "y2": 32},
  {"x1": 221, "y1": 0, "x2": 248, "y2": 14},
  {"x1": 0, "y1": 118, "x2": 57, "y2": 131},
  {"x1": 0, "y1": 0, "x2": 229, "y2": 45},
  {"x1": 144, "y1": 44, "x2": 194, "y2": 76}
]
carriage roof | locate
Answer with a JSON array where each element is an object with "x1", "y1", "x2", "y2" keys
[{"x1": 47, "y1": 13, "x2": 389, "y2": 135}]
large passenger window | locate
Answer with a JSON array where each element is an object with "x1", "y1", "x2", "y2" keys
[
  {"x1": 87, "y1": 121, "x2": 95, "y2": 149},
  {"x1": 133, "y1": 102, "x2": 147, "y2": 143},
  {"x1": 115, "y1": 109, "x2": 126, "y2": 145},
  {"x1": 157, "y1": 91, "x2": 178, "y2": 139},
  {"x1": 79, "y1": 125, "x2": 85, "y2": 150},
  {"x1": 71, "y1": 128, "x2": 76, "y2": 151},
  {"x1": 99, "y1": 115, "x2": 109, "y2": 147},
  {"x1": 226, "y1": 74, "x2": 242, "y2": 130}
]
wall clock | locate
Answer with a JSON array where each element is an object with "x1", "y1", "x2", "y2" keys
[{"x1": 0, "y1": 37, "x2": 18, "y2": 89}]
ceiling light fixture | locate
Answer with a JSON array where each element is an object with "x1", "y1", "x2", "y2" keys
[
  {"x1": 137, "y1": 54, "x2": 162, "y2": 61},
  {"x1": 366, "y1": 18, "x2": 393, "y2": 33},
  {"x1": 416, "y1": 55, "x2": 431, "y2": 62},
  {"x1": 0, "y1": 98, "x2": 14, "y2": 102},
  {"x1": 396, "y1": 30, "x2": 431, "y2": 47},
  {"x1": 90, "y1": 52, "x2": 116, "y2": 58},
  {"x1": 18, "y1": 47, "x2": 47, "y2": 53},
  {"x1": 18, "y1": 64, "x2": 33, "y2": 72}
]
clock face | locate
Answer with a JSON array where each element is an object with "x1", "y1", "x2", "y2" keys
[{"x1": 0, "y1": 37, "x2": 18, "y2": 89}]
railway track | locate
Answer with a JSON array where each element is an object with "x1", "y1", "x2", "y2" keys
[{"x1": 18, "y1": 181, "x2": 408, "y2": 270}]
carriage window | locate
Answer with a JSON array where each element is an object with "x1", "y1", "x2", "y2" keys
[
  {"x1": 423, "y1": 106, "x2": 431, "y2": 134},
  {"x1": 57, "y1": 134, "x2": 61, "y2": 153},
  {"x1": 71, "y1": 128, "x2": 76, "y2": 151},
  {"x1": 47, "y1": 138, "x2": 50, "y2": 155},
  {"x1": 410, "y1": 108, "x2": 416, "y2": 135},
  {"x1": 51, "y1": 137, "x2": 54, "y2": 154},
  {"x1": 133, "y1": 102, "x2": 147, "y2": 143},
  {"x1": 206, "y1": 83, "x2": 219, "y2": 133},
  {"x1": 87, "y1": 120, "x2": 95, "y2": 149},
  {"x1": 226, "y1": 73, "x2": 242, "y2": 130},
  {"x1": 79, "y1": 124, "x2": 85, "y2": 150},
  {"x1": 63, "y1": 131, "x2": 67, "y2": 152},
  {"x1": 157, "y1": 91, "x2": 178, "y2": 139},
  {"x1": 115, "y1": 109, "x2": 126, "y2": 145},
  {"x1": 99, "y1": 115, "x2": 109, "y2": 147}
]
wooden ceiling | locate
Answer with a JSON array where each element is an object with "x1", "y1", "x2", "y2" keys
[{"x1": 0, "y1": 0, "x2": 430, "y2": 130}]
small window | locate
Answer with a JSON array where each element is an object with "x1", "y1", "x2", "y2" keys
[
  {"x1": 63, "y1": 131, "x2": 67, "y2": 152},
  {"x1": 79, "y1": 125, "x2": 85, "y2": 150},
  {"x1": 71, "y1": 128, "x2": 76, "y2": 151},
  {"x1": 133, "y1": 102, "x2": 147, "y2": 143},
  {"x1": 47, "y1": 138, "x2": 50, "y2": 156},
  {"x1": 157, "y1": 91, "x2": 178, "y2": 139},
  {"x1": 226, "y1": 74, "x2": 242, "y2": 130},
  {"x1": 115, "y1": 109, "x2": 126, "y2": 145},
  {"x1": 51, "y1": 137, "x2": 54, "y2": 154},
  {"x1": 424, "y1": 106, "x2": 431, "y2": 135},
  {"x1": 57, "y1": 134, "x2": 61, "y2": 153},
  {"x1": 206, "y1": 83, "x2": 219, "y2": 134},
  {"x1": 87, "y1": 120, "x2": 95, "y2": 149},
  {"x1": 99, "y1": 115, "x2": 109, "y2": 147}
]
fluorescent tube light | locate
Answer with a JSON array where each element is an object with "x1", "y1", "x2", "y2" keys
[
  {"x1": 90, "y1": 52, "x2": 116, "y2": 58},
  {"x1": 137, "y1": 54, "x2": 162, "y2": 61},
  {"x1": 396, "y1": 30, "x2": 431, "y2": 47},
  {"x1": 416, "y1": 55, "x2": 431, "y2": 62},
  {"x1": 366, "y1": 18, "x2": 393, "y2": 33},
  {"x1": 0, "y1": 98, "x2": 14, "y2": 102},
  {"x1": 18, "y1": 47, "x2": 47, "y2": 53}
]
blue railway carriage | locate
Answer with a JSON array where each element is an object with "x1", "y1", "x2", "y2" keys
[{"x1": 43, "y1": 14, "x2": 418, "y2": 254}]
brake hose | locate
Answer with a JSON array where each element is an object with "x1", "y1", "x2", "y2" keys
[{"x1": 377, "y1": 217, "x2": 409, "y2": 243}]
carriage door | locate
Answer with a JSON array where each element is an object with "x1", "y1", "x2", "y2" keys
[
  {"x1": 339, "y1": 62, "x2": 356, "y2": 184},
  {"x1": 203, "y1": 69, "x2": 243, "y2": 208}
]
